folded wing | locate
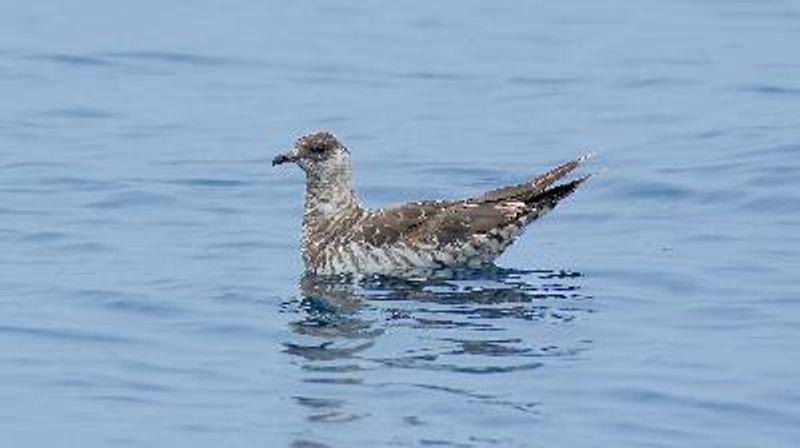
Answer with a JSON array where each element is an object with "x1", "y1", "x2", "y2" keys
[{"x1": 350, "y1": 154, "x2": 590, "y2": 249}]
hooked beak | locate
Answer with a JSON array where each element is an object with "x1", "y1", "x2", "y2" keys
[{"x1": 272, "y1": 148, "x2": 299, "y2": 166}]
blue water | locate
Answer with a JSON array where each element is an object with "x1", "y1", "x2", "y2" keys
[{"x1": 2, "y1": 1, "x2": 799, "y2": 447}]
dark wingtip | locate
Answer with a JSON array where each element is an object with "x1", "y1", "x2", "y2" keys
[{"x1": 526, "y1": 174, "x2": 590, "y2": 210}]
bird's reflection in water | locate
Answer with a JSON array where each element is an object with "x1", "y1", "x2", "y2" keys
[{"x1": 282, "y1": 266, "x2": 594, "y2": 440}]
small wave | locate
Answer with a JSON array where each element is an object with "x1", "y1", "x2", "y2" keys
[
  {"x1": 740, "y1": 84, "x2": 800, "y2": 96},
  {"x1": 28, "y1": 53, "x2": 116, "y2": 67},
  {"x1": 101, "y1": 51, "x2": 245, "y2": 67},
  {"x1": 16, "y1": 231, "x2": 68, "y2": 243},
  {"x1": 0, "y1": 324, "x2": 137, "y2": 345},
  {"x1": 86, "y1": 190, "x2": 177, "y2": 209},
  {"x1": 507, "y1": 76, "x2": 580, "y2": 86},
  {"x1": 398, "y1": 71, "x2": 470, "y2": 81},
  {"x1": 71, "y1": 289, "x2": 185, "y2": 317},
  {"x1": 38, "y1": 107, "x2": 118, "y2": 120},
  {"x1": 37, "y1": 177, "x2": 121, "y2": 191},
  {"x1": 163, "y1": 178, "x2": 251, "y2": 188}
]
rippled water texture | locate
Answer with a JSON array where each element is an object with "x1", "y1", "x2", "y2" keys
[{"x1": 2, "y1": 1, "x2": 799, "y2": 447}]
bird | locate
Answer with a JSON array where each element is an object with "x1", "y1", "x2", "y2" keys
[{"x1": 273, "y1": 131, "x2": 590, "y2": 276}]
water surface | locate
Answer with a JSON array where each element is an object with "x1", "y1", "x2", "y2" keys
[{"x1": 2, "y1": 1, "x2": 799, "y2": 447}]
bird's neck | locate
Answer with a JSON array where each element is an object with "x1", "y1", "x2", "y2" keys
[
  {"x1": 303, "y1": 173, "x2": 361, "y2": 225},
  {"x1": 301, "y1": 174, "x2": 362, "y2": 269}
]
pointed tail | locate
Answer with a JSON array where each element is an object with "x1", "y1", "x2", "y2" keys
[
  {"x1": 476, "y1": 153, "x2": 592, "y2": 203},
  {"x1": 520, "y1": 174, "x2": 590, "y2": 223}
]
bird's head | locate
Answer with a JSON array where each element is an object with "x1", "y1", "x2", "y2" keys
[{"x1": 272, "y1": 131, "x2": 351, "y2": 181}]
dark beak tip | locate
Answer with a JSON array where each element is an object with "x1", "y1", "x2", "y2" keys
[{"x1": 272, "y1": 155, "x2": 289, "y2": 166}]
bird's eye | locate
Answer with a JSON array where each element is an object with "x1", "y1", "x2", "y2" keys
[{"x1": 309, "y1": 145, "x2": 326, "y2": 154}]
